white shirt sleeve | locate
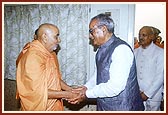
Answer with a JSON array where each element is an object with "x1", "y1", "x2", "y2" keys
[
  {"x1": 85, "y1": 44, "x2": 134, "y2": 98},
  {"x1": 84, "y1": 68, "x2": 97, "y2": 90}
]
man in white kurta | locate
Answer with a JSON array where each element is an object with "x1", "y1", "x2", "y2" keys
[{"x1": 134, "y1": 26, "x2": 164, "y2": 111}]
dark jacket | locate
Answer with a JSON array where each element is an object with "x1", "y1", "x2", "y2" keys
[{"x1": 96, "y1": 34, "x2": 144, "y2": 111}]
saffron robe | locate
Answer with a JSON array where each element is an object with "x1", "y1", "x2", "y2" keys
[{"x1": 16, "y1": 40, "x2": 64, "y2": 111}]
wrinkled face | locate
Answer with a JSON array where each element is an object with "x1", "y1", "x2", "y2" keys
[
  {"x1": 138, "y1": 27, "x2": 153, "y2": 48},
  {"x1": 45, "y1": 27, "x2": 61, "y2": 52},
  {"x1": 89, "y1": 19, "x2": 105, "y2": 46}
]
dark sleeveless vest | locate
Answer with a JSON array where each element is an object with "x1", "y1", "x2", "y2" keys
[{"x1": 96, "y1": 34, "x2": 144, "y2": 111}]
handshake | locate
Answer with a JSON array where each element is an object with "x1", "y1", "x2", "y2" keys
[{"x1": 64, "y1": 86, "x2": 88, "y2": 104}]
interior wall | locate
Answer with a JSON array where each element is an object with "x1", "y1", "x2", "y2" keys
[{"x1": 134, "y1": 3, "x2": 166, "y2": 41}]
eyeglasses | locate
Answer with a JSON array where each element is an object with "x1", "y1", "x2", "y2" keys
[{"x1": 89, "y1": 25, "x2": 104, "y2": 35}]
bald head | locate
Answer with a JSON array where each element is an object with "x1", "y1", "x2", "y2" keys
[
  {"x1": 36, "y1": 23, "x2": 60, "y2": 52},
  {"x1": 37, "y1": 23, "x2": 59, "y2": 39}
]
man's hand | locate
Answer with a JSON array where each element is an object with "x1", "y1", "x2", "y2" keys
[
  {"x1": 140, "y1": 91, "x2": 148, "y2": 101},
  {"x1": 66, "y1": 86, "x2": 87, "y2": 104}
]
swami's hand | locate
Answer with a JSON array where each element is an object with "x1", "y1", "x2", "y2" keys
[
  {"x1": 67, "y1": 86, "x2": 87, "y2": 104},
  {"x1": 63, "y1": 90, "x2": 79, "y2": 101}
]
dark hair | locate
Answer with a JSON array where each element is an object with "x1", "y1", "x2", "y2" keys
[{"x1": 90, "y1": 13, "x2": 115, "y2": 33}]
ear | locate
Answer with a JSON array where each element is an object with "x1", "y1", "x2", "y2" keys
[
  {"x1": 42, "y1": 33, "x2": 48, "y2": 43},
  {"x1": 102, "y1": 25, "x2": 107, "y2": 34}
]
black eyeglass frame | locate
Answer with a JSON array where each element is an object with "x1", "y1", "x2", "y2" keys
[{"x1": 89, "y1": 25, "x2": 104, "y2": 35}]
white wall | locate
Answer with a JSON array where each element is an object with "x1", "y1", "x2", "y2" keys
[{"x1": 134, "y1": 2, "x2": 166, "y2": 41}]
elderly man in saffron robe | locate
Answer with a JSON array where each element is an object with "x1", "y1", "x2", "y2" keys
[{"x1": 16, "y1": 23, "x2": 77, "y2": 111}]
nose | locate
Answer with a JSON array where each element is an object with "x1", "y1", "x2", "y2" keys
[
  {"x1": 139, "y1": 36, "x2": 142, "y2": 40},
  {"x1": 89, "y1": 33, "x2": 94, "y2": 39},
  {"x1": 57, "y1": 37, "x2": 61, "y2": 43}
]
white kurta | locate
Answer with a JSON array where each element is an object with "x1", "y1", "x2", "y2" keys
[{"x1": 134, "y1": 42, "x2": 164, "y2": 102}]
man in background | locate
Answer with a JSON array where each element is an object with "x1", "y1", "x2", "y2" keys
[{"x1": 134, "y1": 26, "x2": 164, "y2": 111}]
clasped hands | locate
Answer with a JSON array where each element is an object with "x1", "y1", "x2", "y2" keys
[{"x1": 65, "y1": 86, "x2": 87, "y2": 104}]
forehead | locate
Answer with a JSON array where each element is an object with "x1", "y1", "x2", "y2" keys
[
  {"x1": 139, "y1": 27, "x2": 151, "y2": 34},
  {"x1": 89, "y1": 19, "x2": 98, "y2": 28},
  {"x1": 51, "y1": 26, "x2": 59, "y2": 32},
  {"x1": 49, "y1": 26, "x2": 59, "y2": 35}
]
